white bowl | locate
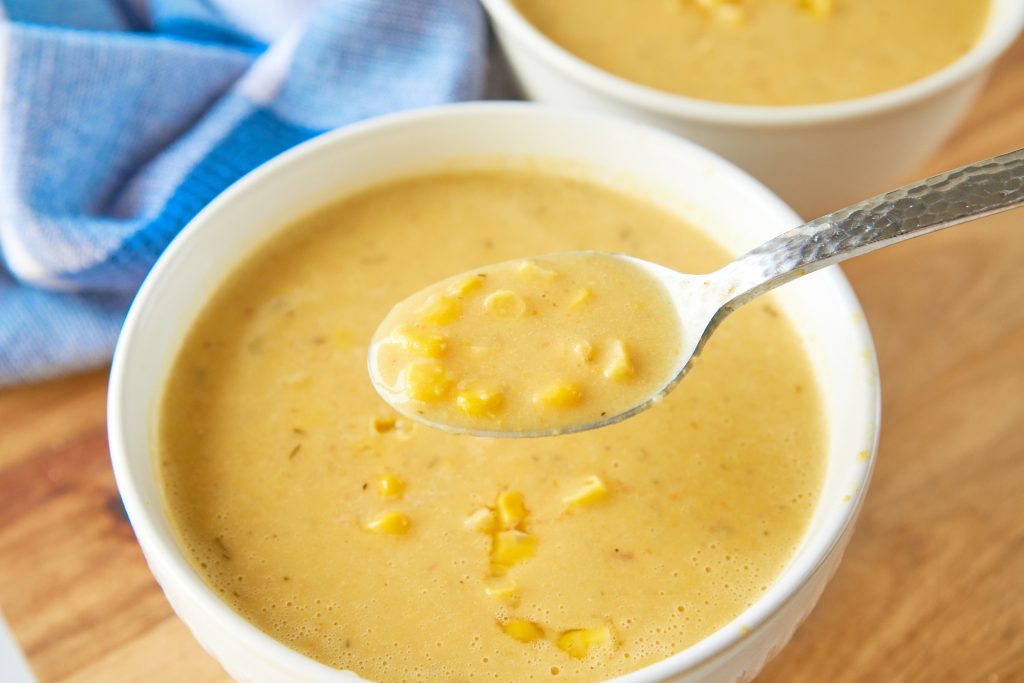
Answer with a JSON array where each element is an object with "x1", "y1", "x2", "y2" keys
[
  {"x1": 481, "y1": 0, "x2": 1024, "y2": 217},
  {"x1": 107, "y1": 103, "x2": 879, "y2": 683}
]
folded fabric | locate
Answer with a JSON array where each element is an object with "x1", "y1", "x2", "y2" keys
[{"x1": 0, "y1": 0, "x2": 488, "y2": 386}]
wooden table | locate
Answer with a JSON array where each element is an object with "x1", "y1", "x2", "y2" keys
[{"x1": 2, "y1": 41, "x2": 1022, "y2": 683}]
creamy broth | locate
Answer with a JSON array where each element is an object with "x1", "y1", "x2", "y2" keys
[
  {"x1": 159, "y1": 169, "x2": 827, "y2": 682},
  {"x1": 511, "y1": 0, "x2": 989, "y2": 105}
]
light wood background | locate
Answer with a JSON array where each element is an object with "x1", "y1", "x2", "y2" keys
[{"x1": 1, "y1": 37, "x2": 1021, "y2": 683}]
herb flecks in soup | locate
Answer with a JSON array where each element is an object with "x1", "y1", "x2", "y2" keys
[
  {"x1": 159, "y1": 168, "x2": 826, "y2": 682},
  {"x1": 511, "y1": 0, "x2": 989, "y2": 105},
  {"x1": 369, "y1": 252, "x2": 683, "y2": 435}
]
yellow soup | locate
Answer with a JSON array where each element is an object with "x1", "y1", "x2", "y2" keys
[
  {"x1": 159, "y1": 168, "x2": 827, "y2": 682},
  {"x1": 369, "y1": 252, "x2": 684, "y2": 435},
  {"x1": 511, "y1": 0, "x2": 989, "y2": 105}
]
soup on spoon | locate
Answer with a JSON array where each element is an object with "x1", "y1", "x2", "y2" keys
[{"x1": 367, "y1": 252, "x2": 685, "y2": 437}]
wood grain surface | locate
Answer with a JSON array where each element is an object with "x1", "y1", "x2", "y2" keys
[{"x1": 2, "y1": 38, "x2": 1022, "y2": 683}]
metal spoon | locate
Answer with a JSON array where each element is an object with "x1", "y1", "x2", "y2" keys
[{"x1": 370, "y1": 148, "x2": 1024, "y2": 437}]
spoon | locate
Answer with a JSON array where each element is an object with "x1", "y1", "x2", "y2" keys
[{"x1": 369, "y1": 147, "x2": 1024, "y2": 438}]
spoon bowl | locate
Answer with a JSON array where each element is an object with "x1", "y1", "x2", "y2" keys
[{"x1": 366, "y1": 251, "x2": 698, "y2": 438}]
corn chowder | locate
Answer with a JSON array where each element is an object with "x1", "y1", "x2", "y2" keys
[
  {"x1": 369, "y1": 252, "x2": 683, "y2": 435},
  {"x1": 159, "y1": 167, "x2": 826, "y2": 682},
  {"x1": 510, "y1": 0, "x2": 989, "y2": 105}
]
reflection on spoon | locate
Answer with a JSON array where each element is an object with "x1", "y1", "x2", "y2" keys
[{"x1": 369, "y1": 148, "x2": 1024, "y2": 438}]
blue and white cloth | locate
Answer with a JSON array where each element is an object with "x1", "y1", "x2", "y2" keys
[{"x1": 0, "y1": 0, "x2": 490, "y2": 386}]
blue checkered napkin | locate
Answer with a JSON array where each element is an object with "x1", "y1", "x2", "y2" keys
[{"x1": 0, "y1": 0, "x2": 487, "y2": 386}]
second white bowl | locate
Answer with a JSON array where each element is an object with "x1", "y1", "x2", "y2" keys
[{"x1": 481, "y1": 0, "x2": 1024, "y2": 217}]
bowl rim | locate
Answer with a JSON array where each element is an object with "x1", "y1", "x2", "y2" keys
[
  {"x1": 480, "y1": 0, "x2": 1024, "y2": 127},
  {"x1": 107, "y1": 101, "x2": 880, "y2": 682}
]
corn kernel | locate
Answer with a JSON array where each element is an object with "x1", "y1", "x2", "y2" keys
[
  {"x1": 533, "y1": 383, "x2": 582, "y2": 409},
  {"x1": 363, "y1": 510, "x2": 410, "y2": 535},
  {"x1": 569, "y1": 287, "x2": 592, "y2": 308},
  {"x1": 464, "y1": 507, "x2": 497, "y2": 534},
  {"x1": 516, "y1": 259, "x2": 558, "y2": 280},
  {"x1": 448, "y1": 274, "x2": 485, "y2": 296},
  {"x1": 496, "y1": 491, "x2": 527, "y2": 530},
  {"x1": 484, "y1": 290, "x2": 526, "y2": 318},
  {"x1": 401, "y1": 360, "x2": 453, "y2": 402},
  {"x1": 573, "y1": 340, "x2": 595, "y2": 363},
  {"x1": 456, "y1": 388, "x2": 505, "y2": 418},
  {"x1": 369, "y1": 415, "x2": 396, "y2": 435},
  {"x1": 394, "y1": 325, "x2": 447, "y2": 358},
  {"x1": 503, "y1": 618, "x2": 544, "y2": 642},
  {"x1": 376, "y1": 473, "x2": 405, "y2": 499},
  {"x1": 418, "y1": 294, "x2": 461, "y2": 325},
  {"x1": 563, "y1": 475, "x2": 608, "y2": 507},
  {"x1": 492, "y1": 530, "x2": 537, "y2": 567},
  {"x1": 556, "y1": 626, "x2": 612, "y2": 659},
  {"x1": 799, "y1": 0, "x2": 833, "y2": 18},
  {"x1": 484, "y1": 574, "x2": 518, "y2": 599},
  {"x1": 603, "y1": 339, "x2": 634, "y2": 381}
]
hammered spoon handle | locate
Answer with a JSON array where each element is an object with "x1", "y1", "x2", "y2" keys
[{"x1": 717, "y1": 147, "x2": 1024, "y2": 313}]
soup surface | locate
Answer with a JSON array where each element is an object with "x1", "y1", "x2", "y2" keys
[
  {"x1": 369, "y1": 252, "x2": 685, "y2": 436},
  {"x1": 160, "y1": 168, "x2": 826, "y2": 682},
  {"x1": 511, "y1": 0, "x2": 989, "y2": 105}
]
